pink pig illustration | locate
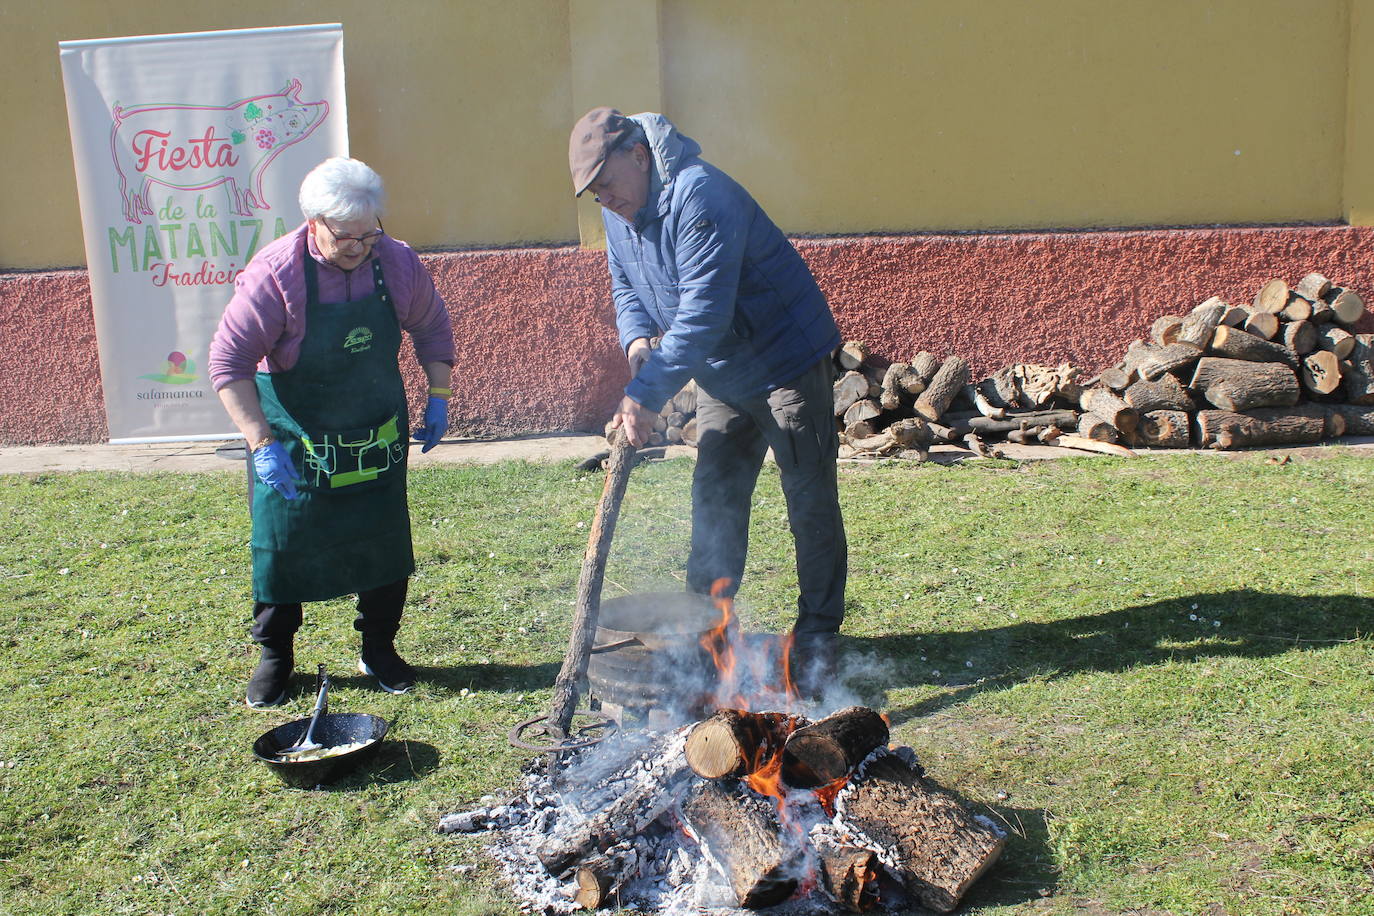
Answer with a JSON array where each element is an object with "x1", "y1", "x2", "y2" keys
[{"x1": 109, "y1": 79, "x2": 328, "y2": 223}]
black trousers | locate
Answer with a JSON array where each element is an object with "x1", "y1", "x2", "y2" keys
[
  {"x1": 686, "y1": 358, "x2": 847, "y2": 641},
  {"x1": 250, "y1": 577, "x2": 409, "y2": 645}
]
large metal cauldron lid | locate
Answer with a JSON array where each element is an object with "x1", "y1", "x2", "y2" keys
[{"x1": 597, "y1": 591, "x2": 722, "y2": 638}]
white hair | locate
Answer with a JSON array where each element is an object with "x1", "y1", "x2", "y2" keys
[
  {"x1": 611, "y1": 123, "x2": 649, "y2": 158},
  {"x1": 298, "y1": 157, "x2": 386, "y2": 222}
]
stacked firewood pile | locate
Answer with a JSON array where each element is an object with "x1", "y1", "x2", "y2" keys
[
  {"x1": 440, "y1": 705, "x2": 1005, "y2": 913},
  {"x1": 654, "y1": 381, "x2": 699, "y2": 447},
  {"x1": 833, "y1": 271, "x2": 1374, "y2": 458},
  {"x1": 831, "y1": 341, "x2": 1087, "y2": 459}
]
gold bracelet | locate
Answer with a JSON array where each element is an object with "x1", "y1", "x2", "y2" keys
[
  {"x1": 428, "y1": 386, "x2": 453, "y2": 399},
  {"x1": 251, "y1": 434, "x2": 275, "y2": 451}
]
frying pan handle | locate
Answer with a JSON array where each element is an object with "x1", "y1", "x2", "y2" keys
[{"x1": 312, "y1": 664, "x2": 330, "y2": 715}]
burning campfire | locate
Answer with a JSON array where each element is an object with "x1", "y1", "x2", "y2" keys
[{"x1": 440, "y1": 586, "x2": 1005, "y2": 913}]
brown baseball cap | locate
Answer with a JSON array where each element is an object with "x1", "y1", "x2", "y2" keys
[{"x1": 569, "y1": 107, "x2": 637, "y2": 197}]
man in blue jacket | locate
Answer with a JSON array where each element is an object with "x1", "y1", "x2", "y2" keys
[{"x1": 569, "y1": 107, "x2": 847, "y2": 696}]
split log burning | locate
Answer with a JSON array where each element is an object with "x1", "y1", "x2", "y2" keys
[
  {"x1": 835, "y1": 750, "x2": 1006, "y2": 913},
  {"x1": 781, "y1": 705, "x2": 890, "y2": 789},
  {"x1": 680, "y1": 778, "x2": 801, "y2": 908}
]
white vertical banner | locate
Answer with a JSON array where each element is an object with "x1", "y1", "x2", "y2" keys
[{"x1": 59, "y1": 24, "x2": 347, "y2": 443}]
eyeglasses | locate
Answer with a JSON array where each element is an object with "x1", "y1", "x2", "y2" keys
[{"x1": 320, "y1": 219, "x2": 385, "y2": 246}]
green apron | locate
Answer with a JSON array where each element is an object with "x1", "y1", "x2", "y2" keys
[{"x1": 250, "y1": 245, "x2": 414, "y2": 603}]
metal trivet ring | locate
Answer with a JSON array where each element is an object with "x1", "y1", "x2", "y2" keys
[{"x1": 508, "y1": 709, "x2": 618, "y2": 753}]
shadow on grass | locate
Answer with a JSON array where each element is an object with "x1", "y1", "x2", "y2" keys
[
  {"x1": 366, "y1": 739, "x2": 441, "y2": 785},
  {"x1": 288, "y1": 740, "x2": 441, "y2": 792},
  {"x1": 961, "y1": 805, "x2": 1056, "y2": 910},
  {"x1": 327, "y1": 662, "x2": 561, "y2": 696},
  {"x1": 840, "y1": 588, "x2": 1373, "y2": 727}
]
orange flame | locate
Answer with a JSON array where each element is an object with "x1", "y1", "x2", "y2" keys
[
  {"x1": 745, "y1": 748, "x2": 784, "y2": 801},
  {"x1": 701, "y1": 578, "x2": 746, "y2": 707},
  {"x1": 777, "y1": 632, "x2": 797, "y2": 699},
  {"x1": 812, "y1": 773, "x2": 849, "y2": 818},
  {"x1": 699, "y1": 580, "x2": 806, "y2": 710}
]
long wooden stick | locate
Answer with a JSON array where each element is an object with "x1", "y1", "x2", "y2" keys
[{"x1": 548, "y1": 430, "x2": 636, "y2": 739}]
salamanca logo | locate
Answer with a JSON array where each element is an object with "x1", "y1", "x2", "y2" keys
[
  {"x1": 139, "y1": 351, "x2": 197, "y2": 384},
  {"x1": 136, "y1": 351, "x2": 206, "y2": 398}
]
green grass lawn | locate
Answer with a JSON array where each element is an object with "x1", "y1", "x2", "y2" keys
[{"x1": 0, "y1": 451, "x2": 1371, "y2": 915}]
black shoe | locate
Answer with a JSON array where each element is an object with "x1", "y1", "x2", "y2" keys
[
  {"x1": 246, "y1": 646, "x2": 293, "y2": 708},
  {"x1": 358, "y1": 644, "x2": 416, "y2": 694},
  {"x1": 790, "y1": 635, "x2": 839, "y2": 701}
]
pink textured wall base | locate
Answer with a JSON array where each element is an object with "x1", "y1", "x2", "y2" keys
[
  {"x1": 799, "y1": 226, "x2": 1374, "y2": 377},
  {"x1": 3, "y1": 225, "x2": 1373, "y2": 445},
  {"x1": 412, "y1": 247, "x2": 625, "y2": 437},
  {"x1": 0, "y1": 271, "x2": 106, "y2": 444}
]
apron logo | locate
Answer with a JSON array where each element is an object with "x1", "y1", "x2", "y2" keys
[{"x1": 343, "y1": 326, "x2": 373, "y2": 353}]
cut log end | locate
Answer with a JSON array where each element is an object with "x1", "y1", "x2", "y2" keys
[
  {"x1": 1252, "y1": 279, "x2": 1290, "y2": 314},
  {"x1": 782, "y1": 706, "x2": 890, "y2": 789},
  {"x1": 1137, "y1": 410, "x2": 1191, "y2": 448},
  {"x1": 1242, "y1": 310, "x2": 1280, "y2": 341},
  {"x1": 1301, "y1": 350, "x2": 1343, "y2": 395},
  {"x1": 1328, "y1": 288, "x2": 1366, "y2": 326},
  {"x1": 573, "y1": 869, "x2": 612, "y2": 910},
  {"x1": 685, "y1": 718, "x2": 749, "y2": 779},
  {"x1": 837, "y1": 341, "x2": 871, "y2": 371}
]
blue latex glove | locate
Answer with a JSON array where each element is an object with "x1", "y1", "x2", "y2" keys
[
  {"x1": 253, "y1": 440, "x2": 303, "y2": 500},
  {"x1": 412, "y1": 395, "x2": 449, "y2": 453}
]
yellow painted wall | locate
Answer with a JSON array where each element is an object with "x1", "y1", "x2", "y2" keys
[
  {"x1": 1346, "y1": 0, "x2": 1374, "y2": 225},
  {"x1": 660, "y1": 0, "x2": 1351, "y2": 234},
  {"x1": 0, "y1": 0, "x2": 577, "y2": 269},
  {"x1": 3, "y1": 0, "x2": 1370, "y2": 268}
]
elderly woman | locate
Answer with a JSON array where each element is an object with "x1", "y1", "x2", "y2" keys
[{"x1": 209, "y1": 157, "x2": 455, "y2": 708}]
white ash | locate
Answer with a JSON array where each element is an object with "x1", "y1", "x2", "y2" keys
[
  {"x1": 440, "y1": 730, "x2": 950, "y2": 914},
  {"x1": 439, "y1": 729, "x2": 701, "y2": 914}
]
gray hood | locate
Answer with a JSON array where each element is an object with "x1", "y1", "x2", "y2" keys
[{"x1": 628, "y1": 112, "x2": 701, "y2": 218}]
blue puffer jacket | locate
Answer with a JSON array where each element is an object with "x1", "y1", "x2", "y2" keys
[{"x1": 609, "y1": 114, "x2": 840, "y2": 413}]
